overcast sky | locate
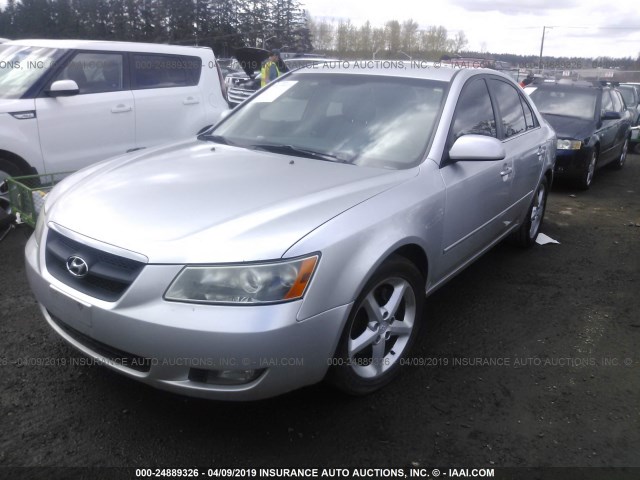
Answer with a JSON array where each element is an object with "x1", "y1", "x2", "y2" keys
[{"x1": 303, "y1": 0, "x2": 640, "y2": 59}]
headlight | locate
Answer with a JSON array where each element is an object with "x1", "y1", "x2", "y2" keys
[
  {"x1": 164, "y1": 254, "x2": 319, "y2": 305},
  {"x1": 557, "y1": 139, "x2": 582, "y2": 150}
]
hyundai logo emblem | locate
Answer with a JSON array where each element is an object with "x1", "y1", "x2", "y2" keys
[{"x1": 66, "y1": 256, "x2": 89, "y2": 278}]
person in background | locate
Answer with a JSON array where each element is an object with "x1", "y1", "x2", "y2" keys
[
  {"x1": 261, "y1": 49, "x2": 281, "y2": 87},
  {"x1": 520, "y1": 73, "x2": 535, "y2": 88}
]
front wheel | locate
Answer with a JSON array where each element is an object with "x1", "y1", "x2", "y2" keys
[
  {"x1": 577, "y1": 149, "x2": 597, "y2": 190},
  {"x1": 512, "y1": 176, "x2": 549, "y2": 248},
  {"x1": 327, "y1": 255, "x2": 424, "y2": 395},
  {"x1": 0, "y1": 158, "x2": 24, "y2": 214}
]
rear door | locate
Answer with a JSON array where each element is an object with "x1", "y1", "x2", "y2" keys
[
  {"x1": 488, "y1": 77, "x2": 544, "y2": 219},
  {"x1": 439, "y1": 76, "x2": 513, "y2": 278},
  {"x1": 130, "y1": 53, "x2": 206, "y2": 149},
  {"x1": 598, "y1": 90, "x2": 619, "y2": 162},
  {"x1": 35, "y1": 51, "x2": 135, "y2": 172},
  {"x1": 610, "y1": 89, "x2": 631, "y2": 151}
]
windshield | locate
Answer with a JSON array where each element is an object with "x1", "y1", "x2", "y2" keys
[
  {"x1": 0, "y1": 45, "x2": 64, "y2": 98},
  {"x1": 618, "y1": 86, "x2": 637, "y2": 107},
  {"x1": 210, "y1": 72, "x2": 446, "y2": 169},
  {"x1": 528, "y1": 87, "x2": 597, "y2": 120}
]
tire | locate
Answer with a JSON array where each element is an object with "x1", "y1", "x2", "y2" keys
[
  {"x1": 0, "y1": 157, "x2": 22, "y2": 182},
  {"x1": 577, "y1": 149, "x2": 597, "y2": 190},
  {"x1": 512, "y1": 176, "x2": 549, "y2": 248},
  {"x1": 327, "y1": 255, "x2": 425, "y2": 395},
  {"x1": 611, "y1": 137, "x2": 628, "y2": 170},
  {"x1": 0, "y1": 158, "x2": 24, "y2": 214}
]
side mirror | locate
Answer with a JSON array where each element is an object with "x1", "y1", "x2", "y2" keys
[
  {"x1": 46, "y1": 80, "x2": 80, "y2": 97},
  {"x1": 601, "y1": 110, "x2": 621, "y2": 121},
  {"x1": 449, "y1": 134, "x2": 506, "y2": 161}
]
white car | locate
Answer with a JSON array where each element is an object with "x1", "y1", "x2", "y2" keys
[{"x1": 0, "y1": 39, "x2": 229, "y2": 186}]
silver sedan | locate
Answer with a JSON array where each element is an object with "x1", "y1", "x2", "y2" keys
[{"x1": 25, "y1": 63, "x2": 556, "y2": 400}]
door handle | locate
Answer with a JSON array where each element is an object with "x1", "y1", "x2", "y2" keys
[
  {"x1": 500, "y1": 166, "x2": 513, "y2": 177},
  {"x1": 183, "y1": 97, "x2": 200, "y2": 105},
  {"x1": 111, "y1": 104, "x2": 132, "y2": 113},
  {"x1": 537, "y1": 146, "x2": 546, "y2": 156}
]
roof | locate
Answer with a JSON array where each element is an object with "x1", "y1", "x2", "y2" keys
[
  {"x1": 292, "y1": 60, "x2": 506, "y2": 83},
  {"x1": 4, "y1": 39, "x2": 212, "y2": 56}
]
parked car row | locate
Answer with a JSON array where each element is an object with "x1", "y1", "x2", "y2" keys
[
  {"x1": 10, "y1": 41, "x2": 633, "y2": 400},
  {"x1": 25, "y1": 61, "x2": 557, "y2": 400},
  {"x1": 525, "y1": 80, "x2": 632, "y2": 189},
  {"x1": 618, "y1": 83, "x2": 640, "y2": 151}
]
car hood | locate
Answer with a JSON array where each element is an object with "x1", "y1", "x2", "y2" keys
[
  {"x1": 541, "y1": 114, "x2": 595, "y2": 141},
  {"x1": 233, "y1": 47, "x2": 270, "y2": 77},
  {"x1": 48, "y1": 141, "x2": 416, "y2": 264}
]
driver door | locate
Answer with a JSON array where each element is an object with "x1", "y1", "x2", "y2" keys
[
  {"x1": 35, "y1": 51, "x2": 135, "y2": 173},
  {"x1": 438, "y1": 77, "x2": 513, "y2": 278}
]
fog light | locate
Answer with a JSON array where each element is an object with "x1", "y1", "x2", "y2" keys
[{"x1": 188, "y1": 368, "x2": 264, "y2": 385}]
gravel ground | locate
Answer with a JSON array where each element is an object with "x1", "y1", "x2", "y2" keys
[{"x1": 0, "y1": 153, "x2": 639, "y2": 477}]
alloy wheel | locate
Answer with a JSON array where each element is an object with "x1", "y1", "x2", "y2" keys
[{"x1": 347, "y1": 276, "x2": 416, "y2": 379}]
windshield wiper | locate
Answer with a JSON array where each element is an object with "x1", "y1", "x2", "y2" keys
[
  {"x1": 197, "y1": 133, "x2": 234, "y2": 145},
  {"x1": 249, "y1": 144, "x2": 351, "y2": 163}
]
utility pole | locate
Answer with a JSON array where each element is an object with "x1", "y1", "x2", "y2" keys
[{"x1": 538, "y1": 26, "x2": 552, "y2": 72}]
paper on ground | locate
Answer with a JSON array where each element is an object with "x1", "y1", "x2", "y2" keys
[{"x1": 536, "y1": 233, "x2": 560, "y2": 245}]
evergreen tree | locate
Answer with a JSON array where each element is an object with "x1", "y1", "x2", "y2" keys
[{"x1": 0, "y1": 0, "x2": 18, "y2": 38}]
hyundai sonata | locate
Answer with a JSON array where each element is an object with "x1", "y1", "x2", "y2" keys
[{"x1": 25, "y1": 63, "x2": 556, "y2": 400}]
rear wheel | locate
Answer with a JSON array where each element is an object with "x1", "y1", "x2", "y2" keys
[
  {"x1": 612, "y1": 137, "x2": 628, "y2": 170},
  {"x1": 512, "y1": 176, "x2": 549, "y2": 248},
  {"x1": 327, "y1": 255, "x2": 424, "y2": 395}
]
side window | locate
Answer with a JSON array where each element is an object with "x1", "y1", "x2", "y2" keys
[
  {"x1": 611, "y1": 91, "x2": 624, "y2": 112},
  {"x1": 450, "y1": 78, "x2": 497, "y2": 142},
  {"x1": 601, "y1": 91, "x2": 613, "y2": 112},
  {"x1": 490, "y1": 79, "x2": 527, "y2": 138},
  {"x1": 55, "y1": 52, "x2": 124, "y2": 94},
  {"x1": 132, "y1": 54, "x2": 202, "y2": 89},
  {"x1": 520, "y1": 96, "x2": 538, "y2": 130}
]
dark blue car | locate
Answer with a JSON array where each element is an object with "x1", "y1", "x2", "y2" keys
[{"x1": 526, "y1": 81, "x2": 631, "y2": 189}]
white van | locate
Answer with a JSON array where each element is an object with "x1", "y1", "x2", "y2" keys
[{"x1": 0, "y1": 39, "x2": 229, "y2": 184}]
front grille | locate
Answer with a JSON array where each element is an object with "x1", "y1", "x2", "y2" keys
[
  {"x1": 45, "y1": 229, "x2": 145, "y2": 302},
  {"x1": 227, "y1": 87, "x2": 255, "y2": 104},
  {"x1": 49, "y1": 312, "x2": 152, "y2": 373}
]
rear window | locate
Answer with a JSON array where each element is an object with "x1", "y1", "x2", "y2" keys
[{"x1": 132, "y1": 54, "x2": 201, "y2": 89}]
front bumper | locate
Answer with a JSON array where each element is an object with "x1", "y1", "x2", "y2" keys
[
  {"x1": 25, "y1": 233, "x2": 350, "y2": 400},
  {"x1": 553, "y1": 147, "x2": 591, "y2": 179}
]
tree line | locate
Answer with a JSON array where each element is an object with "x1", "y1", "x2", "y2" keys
[
  {"x1": 0, "y1": 0, "x2": 313, "y2": 57},
  {"x1": 1, "y1": 0, "x2": 638, "y2": 68},
  {"x1": 309, "y1": 18, "x2": 468, "y2": 59}
]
